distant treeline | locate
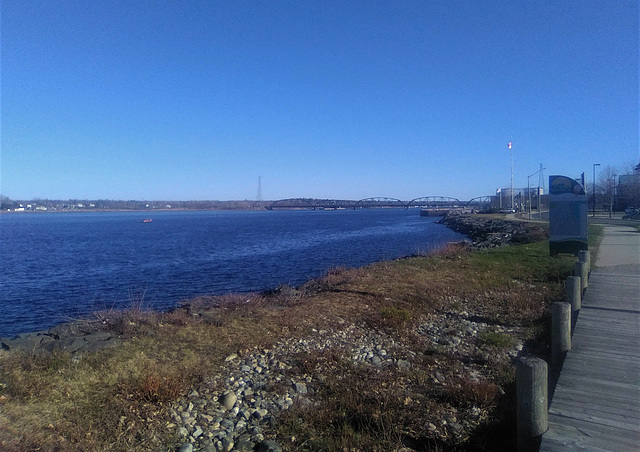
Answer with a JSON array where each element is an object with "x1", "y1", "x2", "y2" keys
[{"x1": 0, "y1": 197, "x2": 272, "y2": 211}]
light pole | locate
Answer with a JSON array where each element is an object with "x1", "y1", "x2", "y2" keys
[
  {"x1": 609, "y1": 174, "x2": 617, "y2": 218},
  {"x1": 592, "y1": 163, "x2": 600, "y2": 217},
  {"x1": 509, "y1": 141, "x2": 514, "y2": 211},
  {"x1": 527, "y1": 166, "x2": 546, "y2": 220}
]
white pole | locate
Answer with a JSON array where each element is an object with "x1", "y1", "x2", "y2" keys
[
  {"x1": 510, "y1": 141, "x2": 514, "y2": 211},
  {"x1": 528, "y1": 176, "x2": 531, "y2": 220}
]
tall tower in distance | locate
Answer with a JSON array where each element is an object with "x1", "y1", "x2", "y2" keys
[{"x1": 256, "y1": 176, "x2": 263, "y2": 202}]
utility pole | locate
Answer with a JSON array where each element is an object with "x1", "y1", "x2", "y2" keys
[
  {"x1": 528, "y1": 166, "x2": 546, "y2": 220},
  {"x1": 257, "y1": 176, "x2": 263, "y2": 202},
  {"x1": 538, "y1": 164, "x2": 544, "y2": 219},
  {"x1": 592, "y1": 163, "x2": 600, "y2": 217},
  {"x1": 609, "y1": 174, "x2": 616, "y2": 218}
]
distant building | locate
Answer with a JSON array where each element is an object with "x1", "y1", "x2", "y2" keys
[{"x1": 617, "y1": 164, "x2": 640, "y2": 209}]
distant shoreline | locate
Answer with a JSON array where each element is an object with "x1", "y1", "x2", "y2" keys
[{"x1": 1, "y1": 207, "x2": 269, "y2": 214}]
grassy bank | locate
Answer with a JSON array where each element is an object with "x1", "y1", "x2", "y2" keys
[{"x1": 0, "y1": 225, "x2": 600, "y2": 451}]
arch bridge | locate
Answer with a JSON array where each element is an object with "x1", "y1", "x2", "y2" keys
[
  {"x1": 353, "y1": 197, "x2": 407, "y2": 209},
  {"x1": 465, "y1": 196, "x2": 493, "y2": 209},
  {"x1": 268, "y1": 198, "x2": 354, "y2": 210},
  {"x1": 407, "y1": 196, "x2": 462, "y2": 208},
  {"x1": 268, "y1": 195, "x2": 494, "y2": 210}
]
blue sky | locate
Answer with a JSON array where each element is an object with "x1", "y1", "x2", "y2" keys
[{"x1": 1, "y1": 0, "x2": 638, "y2": 201}]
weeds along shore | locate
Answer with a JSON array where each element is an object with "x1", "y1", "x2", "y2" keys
[{"x1": 0, "y1": 215, "x2": 600, "y2": 452}]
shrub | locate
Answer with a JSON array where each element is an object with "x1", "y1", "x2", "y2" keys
[
  {"x1": 478, "y1": 331, "x2": 516, "y2": 348},
  {"x1": 443, "y1": 376, "x2": 500, "y2": 408},
  {"x1": 379, "y1": 306, "x2": 412, "y2": 329}
]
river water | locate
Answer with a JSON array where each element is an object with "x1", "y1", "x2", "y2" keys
[{"x1": 0, "y1": 209, "x2": 465, "y2": 337}]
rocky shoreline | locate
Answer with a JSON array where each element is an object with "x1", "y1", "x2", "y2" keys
[{"x1": 439, "y1": 211, "x2": 547, "y2": 249}]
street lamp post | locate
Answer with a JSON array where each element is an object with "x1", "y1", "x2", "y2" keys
[
  {"x1": 527, "y1": 166, "x2": 546, "y2": 220},
  {"x1": 592, "y1": 163, "x2": 600, "y2": 217},
  {"x1": 509, "y1": 142, "x2": 514, "y2": 211},
  {"x1": 609, "y1": 174, "x2": 617, "y2": 218}
]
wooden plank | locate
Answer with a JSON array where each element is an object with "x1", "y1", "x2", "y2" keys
[
  {"x1": 560, "y1": 353, "x2": 640, "y2": 370},
  {"x1": 559, "y1": 363, "x2": 640, "y2": 382},
  {"x1": 554, "y1": 376, "x2": 640, "y2": 396},
  {"x1": 551, "y1": 388, "x2": 640, "y2": 412},
  {"x1": 563, "y1": 347, "x2": 640, "y2": 364},
  {"x1": 568, "y1": 343, "x2": 640, "y2": 358},
  {"x1": 554, "y1": 377, "x2": 640, "y2": 396},
  {"x1": 570, "y1": 336, "x2": 640, "y2": 350},
  {"x1": 547, "y1": 415, "x2": 640, "y2": 442},
  {"x1": 542, "y1": 419, "x2": 640, "y2": 451},
  {"x1": 547, "y1": 414, "x2": 640, "y2": 443},
  {"x1": 545, "y1": 420, "x2": 640, "y2": 449},
  {"x1": 568, "y1": 340, "x2": 640, "y2": 356},
  {"x1": 550, "y1": 399, "x2": 640, "y2": 423},
  {"x1": 560, "y1": 357, "x2": 640, "y2": 376},
  {"x1": 577, "y1": 313, "x2": 640, "y2": 324}
]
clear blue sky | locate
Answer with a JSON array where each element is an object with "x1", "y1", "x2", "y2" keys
[{"x1": 1, "y1": 0, "x2": 638, "y2": 201}]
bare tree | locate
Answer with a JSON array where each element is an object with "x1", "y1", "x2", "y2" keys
[
  {"x1": 0, "y1": 195, "x2": 13, "y2": 210},
  {"x1": 596, "y1": 165, "x2": 618, "y2": 194}
]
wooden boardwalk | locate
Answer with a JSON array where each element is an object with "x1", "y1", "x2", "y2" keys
[{"x1": 540, "y1": 226, "x2": 640, "y2": 451}]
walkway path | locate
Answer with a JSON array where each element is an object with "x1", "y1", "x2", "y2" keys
[{"x1": 540, "y1": 225, "x2": 640, "y2": 451}]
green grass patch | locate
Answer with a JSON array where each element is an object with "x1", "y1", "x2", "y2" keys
[
  {"x1": 478, "y1": 331, "x2": 516, "y2": 348},
  {"x1": 379, "y1": 306, "x2": 412, "y2": 326}
]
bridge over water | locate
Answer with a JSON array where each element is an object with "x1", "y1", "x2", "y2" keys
[{"x1": 268, "y1": 196, "x2": 494, "y2": 210}]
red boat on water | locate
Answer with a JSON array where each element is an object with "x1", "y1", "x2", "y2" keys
[{"x1": 143, "y1": 218, "x2": 153, "y2": 223}]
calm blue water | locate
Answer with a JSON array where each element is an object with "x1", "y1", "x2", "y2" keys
[{"x1": 0, "y1": 209, "x2": 465, "y2": 338}]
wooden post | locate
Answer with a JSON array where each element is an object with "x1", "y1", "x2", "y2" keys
[
  {"x1": 574, "y1": 261, "x2": 588, "y2": 292},
  {"x1": 552, "y1": 302, "x2": 571, "y2": 370},
  {"x1": 517, "y1": 357, "x2": 548, "y2": 451},
  {"x1": 566, "y1": 276, "x2": 581, "y2": 312},
  {"x1": 578, "y1": 250, "x2": 590, "y2": 274}
]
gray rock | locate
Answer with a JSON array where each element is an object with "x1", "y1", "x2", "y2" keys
[
  {"x1": 397, "y1": 359, "x2": 411, "y2": 370},
  {"x1": 224, "y1": 353, "x2": 238, "y2": 362},
  {"x1": 177, "y1": 426, "x2": 189, "y2": 437},
  {"x1": 243, "y1": 388, "x2": 254, "y2": 398},
  {"x1": 220, "y1": 391, "x2": 237, "y2": 410},
  {"x1": 297, "y1": 397, "x2": 313, "y2": 409},
  {"x1": 178, "y1": 443, "x2": 193, "y2": 452},
  {"x1": 221, "y1": 436, "x2": 234, "y2": 452},
  {"x1": 293, "y1": 381, "x2": 307, "y2": 394},
  {"x1": 220, "y1": 418, "x2": 235, "y2": 430},
  {"x1": 252, "y1": 408, "x2": 268, "y2": 420}
]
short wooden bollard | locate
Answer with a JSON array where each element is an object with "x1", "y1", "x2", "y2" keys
[
  {"x1": 517, "y1": 357, "x2": 548, "y2": 451},
  {"x1": 578, "y1": 250, "x2": 590, "y2": 274},
  {"x1": 574, "y1": 261, "x2": 588, "y2": 292},
  {"x1": 552, "y1": 302, "x2": 571, "y2": 370},
  {"x1": 566, "y1": 276, "x2": 581, "y2": 312}
]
